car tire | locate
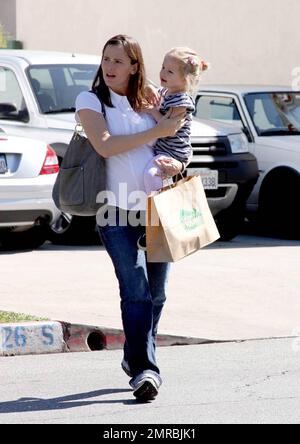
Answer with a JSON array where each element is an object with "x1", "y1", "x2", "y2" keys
[
  {"x1": 215, "y1": 207, "x2": 245, "y2": 241},
  {"x1": 258, "y1": 171, "x2": 300, "y2": 239},
  {"x1": 215, "y1": 180, "x2": 257, "y2": 241},
  {"x1": 47, "y1": 214, "x2": 100, "y2": 246},
  {"x1": 0, "y1": 225, "x2": 48, "y2": 251}
]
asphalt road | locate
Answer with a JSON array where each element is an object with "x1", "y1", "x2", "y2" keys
[
  {"x1": 0, "y1": 233, "x2": 300, "y2": 341},
  {"x1": 0, "y1": 338, "x2": 299, "y2": 425},
  {"x1": 1, "y1": 231, "x2": 300, "y2": 425}
]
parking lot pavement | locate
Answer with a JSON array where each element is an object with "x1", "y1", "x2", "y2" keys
[
  {"x1": 0, "y1": 338, "x2": 299, "y2": 424},
  {"x1": 0, "y1": 234, "x2": 300, "y2": 342}
]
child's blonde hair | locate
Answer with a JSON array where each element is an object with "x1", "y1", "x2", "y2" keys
[{"x1": 166, "y1": 47, "x2": 209, "y2": 95}]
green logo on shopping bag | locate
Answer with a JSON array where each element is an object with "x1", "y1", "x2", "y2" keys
[{"x1": 180, "y1": 209, "x2": 203, "y2": 231}]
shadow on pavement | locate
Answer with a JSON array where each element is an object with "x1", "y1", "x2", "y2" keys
[
  {"x1": 2, "y1": 237, "x2": 300, "y2": 254},
  {"x1": 0, "y1": 388, "x2": 135, "y2": 414},
  {"x1": 0, "y1": 243, "x2": 105, "y2": 254},
  {"x1": 210, "y1": 236, "x2": 300, "y2": 250},
  {"x1": 1, "y1": 223, "x2": 300, "y2": 254},
  {"x1": 209, "y1": 220, "x2": 300, "y2": 250}
]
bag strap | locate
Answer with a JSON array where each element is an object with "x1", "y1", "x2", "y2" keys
[
  {"x1": 75, "y1": 90, "x2": 106, "y2": 134},
  {"x1": 91, "y1": 90, "x2": 106, "y2": 119}
]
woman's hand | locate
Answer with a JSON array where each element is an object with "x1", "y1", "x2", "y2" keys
[
  {"x1": 155, "y1": 110, "x2": 186, "y2": 138},
  {"x1": 144, "y1": 84, "x2": 160, "y2": 106},
  {"x1": 140, "y1": 105, "x2": 155, "y2": 115},
  {"x1": 155, "y1": 156, "x2": 183, "y2": 178}
]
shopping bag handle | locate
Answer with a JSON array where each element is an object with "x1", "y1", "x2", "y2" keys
[
  {"x1": 172, "y1": 171, "x2": 185, "y2": 186},
  {"x1": 161, "y1": 171, "x2": 185, "y2": 192}
]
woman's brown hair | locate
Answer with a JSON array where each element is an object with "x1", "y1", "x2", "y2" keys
[{"x1": 92, "y1": 35, "x2": 148, "y2": 111}]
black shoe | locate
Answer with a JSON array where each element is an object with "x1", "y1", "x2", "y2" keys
[
  {"x1": 133, "y1": 380, "x2": 158, "y2": 403},
  {"x1": 137, "y1": 234, "x2": 147, "y2": 251},
  {"x1": 130, "y1": 371, "x2": 162, "y2": 403}
]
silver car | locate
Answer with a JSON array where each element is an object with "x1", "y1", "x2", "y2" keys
[{"x1": 0, "y1": 132, "x2": 60, "y2": 250}]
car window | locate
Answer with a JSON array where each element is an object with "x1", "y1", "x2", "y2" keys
[
  {"x1": 27, "y1": 64, "x2": 98, "y2": 113},
  {"x1": 29, "y1": 68, "x2": 54, "y2": 95},
  {"x1": 0, "y1": 66, "x2": 29, "y2": 122},
  {"x1": 244, "y1": 93, "x2": 300, "y2": 136},
  {"x1": 250, "y1": 97, "x2": 274, "y2": 130},
  {"x1": 195, "y1": 95, "x2": 243, "y2": 126},
  {"x1": 64, "y1": 66, "x2": 95, "y2": 88}
]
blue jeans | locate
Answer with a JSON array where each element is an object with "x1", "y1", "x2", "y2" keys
[{"x1": 97, "y1": 208, "x2": 170, "y2": 378}]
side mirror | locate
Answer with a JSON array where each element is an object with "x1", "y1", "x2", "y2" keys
[
  {"x1": 242, "y1": 126, "x2": 252, "y2": 142},
  {"x1": 0, "y1": 103, "x2": 29, "y2": 123},
  {"x1": 0, "y1": 103, "x2": 17, "y2": 115}
]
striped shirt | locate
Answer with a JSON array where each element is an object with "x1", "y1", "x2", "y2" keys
[{"x1": 154, "y1": 89, "x2": 195, "y2": 164}]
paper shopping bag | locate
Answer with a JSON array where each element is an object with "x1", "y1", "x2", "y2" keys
[{"x1": 146, "y1": 175, "x2": 220, "y2": 263}]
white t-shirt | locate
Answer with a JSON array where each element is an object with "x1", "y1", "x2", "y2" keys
[{"x1": 75, "y1": 89, "x2": 155, "y2": 211}]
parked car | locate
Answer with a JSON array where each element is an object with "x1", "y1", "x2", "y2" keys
[
  {"x1": 188, "y1": 118, "x2": 258, "y2": 239},
  {"x1": 0, "y1": 133, "x2": 60, "y2": 250},
  {"x1": 0, "y1": 51, "x2": 258, "y2": 242},
  {"x1": 195, "y1": 86, "x2": 300, "y2": 238},
  {"x1": 0, "y1": 50, "x2": 100, "y2": 244}
]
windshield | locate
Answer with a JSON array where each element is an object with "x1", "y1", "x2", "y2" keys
[
  {"x1": 244, "y1": 92, "x2": 300, "y2": 136},
  {"x1": 27, "y1": 64, "x2": 98, "y2": 114}
]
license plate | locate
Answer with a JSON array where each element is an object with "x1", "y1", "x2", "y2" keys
[
  {"x1": 0, "y1": 154, "x2": 7, "y2": 174},
  {"x1": 187, "y1": 168, "x2": 219, "y2": 190}
]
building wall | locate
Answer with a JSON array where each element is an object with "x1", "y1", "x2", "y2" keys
[
  {"x1": 0, "y1": 0, "x2": 16, "y2": 37},
  {"x1": 15, "y1": 0, "x2": 300, "y2": 86}
]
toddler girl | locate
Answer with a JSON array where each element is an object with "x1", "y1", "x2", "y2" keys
[
  {"x1": 143, "y1": 47, "x2": 209, "y2": 195},
  {"x1": 138, "y1": 47, "x2": 209, "y2": 250}
]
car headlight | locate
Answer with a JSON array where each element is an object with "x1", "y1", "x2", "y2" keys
[{"x1": 228, "y1": 134, "x2": 249, "y2": 154}]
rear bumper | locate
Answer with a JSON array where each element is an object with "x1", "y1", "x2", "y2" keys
[
  {"x1": 0, "y1": 206, "x2": 60, "y2": 227},
  {"x1": 0, "y1": 175, "x2": 61, "y2": 227}
]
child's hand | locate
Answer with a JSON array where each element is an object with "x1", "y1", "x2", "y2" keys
[{"x1": 155, "y1": 156, "x2": 183, "y2": 178}]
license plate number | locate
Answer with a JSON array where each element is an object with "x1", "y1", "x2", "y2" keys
[
  {"x1": 0, "y1": 154, "x2": 7, "y2": 174},
  {"x1": 187, "y1": 168, "x2": 219, "y2": 189}
]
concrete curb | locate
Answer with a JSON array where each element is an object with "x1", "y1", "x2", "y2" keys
[
  {"x1": 0, "y1": 321, "x2": 67, "y2": 357},
  {"x1": 0, "y1": 320, "x2": 210, "y2": 357}
]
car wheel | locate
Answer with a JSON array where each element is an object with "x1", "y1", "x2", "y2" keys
[
  {"x1": 258, "y1": 172, "x2": 300, "y2": 239},
  {"x1": 216, "y1": 207, "x2": 245, "y2": 241},
  {"x1": 0, "y1": 225, "x2": 47, "y2": 251},
  {"x1": 215, "y1": 180, "x2": 257, "y2": 241},
  {"x1": 47, "y1": 214, "x2": 100, "y2": 246}
]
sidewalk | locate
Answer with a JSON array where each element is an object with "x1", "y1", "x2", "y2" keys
[
  {"x1": 1, "y1": 235, "x2": 299, "y2": 344},
  {"x1": 0, "y1": 338, "x2": 299, "y2": 424}
]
